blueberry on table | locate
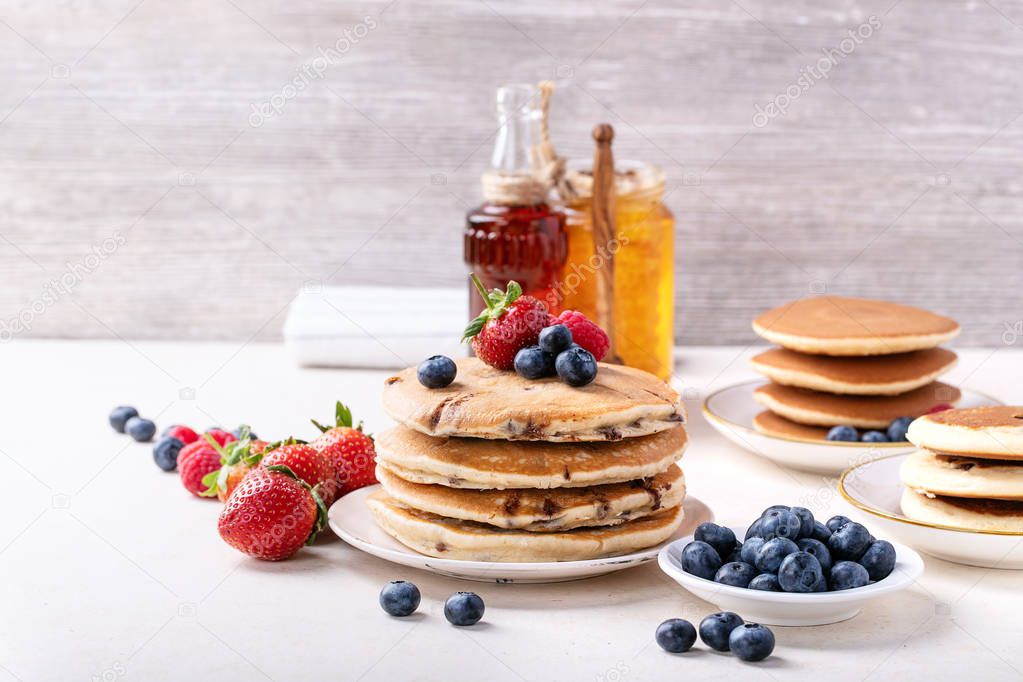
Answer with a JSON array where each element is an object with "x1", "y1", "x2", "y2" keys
[
  {"x1": 513, "y1": 346, "x2": 556, "y2": 380},
  {"x1": 755, "y1": 537, "x2": 799, "y2": 574},
  {"x1": 714, "y1": 561, "x2": 757, "y2": 588},
  {"x1": 108, "y1": 405, "x2": 138, "y2": 433},
  {"x1": 417, "y1": 355, "x2": 457, "y2": 388},
  {"x1": 444, "y1": 591, "x2": 484, "y2": 626},
  {"x1": 887, "y1": 416, "x2": 913, "y2": 442},
  {"x1": 797, "y1": 538, "x2": 833, "y2": 573},
  {"x1": 827, "y1": 521, "x2": 872, "y2": 561},
  {"x1": 825, "y1": 515, "x2": 852, "y2": 533},
  {"x1": 538, "y1": 324, "x2": 573, "y2": 354},
  {"x1": 694, "y1": 522, "x2": 737, "y2": 560},
  {"x1": 680, "y1": 541, "x2": 722, "y2": 580},
  {"x1": 655, "y1": 618, "x2": 697, "y2": 653},
  {"x1": 789, "y1": 506, "x2": 815, "y2": 538},
  {"x1": 152, "y1": 437, "x2": 184, "y2": 472},
  {"x1": 830, "y1": 561, "x2": 870, "y2": 590},
  {"x1": 555, "y1": 346, "x2": 597, "y2": 387},
  {"x1": 748, "y1": 573, "x2": 782, "y2": 591},
  {"x1": 740, "y1": 537, "x2": 765, "y2": 565},
  {"x1": 778, "y1": 551, "x2": 824, "y2": 593},
  {"x1": 729, "y1": 623, "x2": 775, "y2": 662},
  {"x1": 826, "y1": 425, "x2": 859, "y2": 442},
  {"x1": 810, "y1": 520, "x2": 832, "y2": 542},
  {"x1": 760, "y1": 509, "x2": 801, "y2": 541},
  {"x1": 379, "y1": 580, "x2": 421, "y2": 617},
  {"x1": 859, "y1": 540, "x2": 897, "y2": 581},
  {"x1": 125, "y1": 417, "x2": 156, "y2": 442},
  {"x1": 699, "y1": 612, "x2": 744, "y2": 652},
  {"x1": 861, "y1": 430, "x2": 889, "y2": 443}
]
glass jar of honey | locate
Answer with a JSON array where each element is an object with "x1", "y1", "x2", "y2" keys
[{"x1": 560, "y1": 161, "x2": 675, "y2": 379}]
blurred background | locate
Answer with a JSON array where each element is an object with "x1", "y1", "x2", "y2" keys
[{"x1": 2, "y1": 0, "x2": 1021, "y2": 346}]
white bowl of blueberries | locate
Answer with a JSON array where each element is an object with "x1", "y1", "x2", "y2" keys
[{"x1": 659, "y1": 505, "x2": 924, "y2": 626}]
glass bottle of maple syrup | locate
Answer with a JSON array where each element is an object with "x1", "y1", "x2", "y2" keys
[{"x1": 464, "y1": 84, "x2": 567, "y2": 317}]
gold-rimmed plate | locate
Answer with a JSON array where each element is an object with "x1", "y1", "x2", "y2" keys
[
  {"x1": 701, "y1": 379, "x2": 1001, "y2": 474},
  {"x1": 839, "y1": 453, "x2": 1023, "y2": 569}
]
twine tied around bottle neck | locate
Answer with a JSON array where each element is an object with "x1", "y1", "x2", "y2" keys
[{"x1": 481, "y1": 81, "x2": 571, "y2": 206}]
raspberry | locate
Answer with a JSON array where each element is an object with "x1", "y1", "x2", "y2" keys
[
  {"x1": 163, "y1": 425, "x2": 199, "y2": 444},
  {"x1": 204, "y1": 429, "x2": 236, "y2": 446},
  {"x1": 556, "y1": 310, "x2": 610, "y2": 361},
  {"x1": 180, "y1": 447, "x2": 223, "y2": 497}
]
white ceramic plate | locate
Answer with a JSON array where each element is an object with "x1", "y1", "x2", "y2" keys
[
  {"x1": 702, "y1": 379, "x2": 1001, "y2": 474},
  {"x1": 329, "y1": 485, "x2": 714, "y2": 583},
  {"x1": 839, "y1": 454, "x2": 1023, "y2": 569},
  {"x1": 658, "y1": 525, "x2": 925, "y2": 626}
]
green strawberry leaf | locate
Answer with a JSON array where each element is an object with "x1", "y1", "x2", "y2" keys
[
  {"x1": 265, "y1": 464, "x2": 299, "y2": 479},
  {"x1": 199, "y1": 468, "x2": 221, "y2": 497},
  {"x1": 335, "y1": 402, "x2": 353, "y2": 428},
  {"x1": 305, "y1": 485, "x2": 329, "y2": 545},
  {"x1": 462, "y1": 275, "x2": 525, "y2": 342}
]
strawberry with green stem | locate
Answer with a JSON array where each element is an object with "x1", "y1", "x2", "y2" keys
[
  {"x1": 462, "y1": 275, "x2": 549, "y2": 370},
  {"x1": 310, "y1": 401, "x2": 377, "y2": 498},
  {"x1": 200, "y1": 425, "x2": 266, "y2": 502}
]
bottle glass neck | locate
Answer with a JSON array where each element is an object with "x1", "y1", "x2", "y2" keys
[{"x1": 491, "y1": 84, "x2": 543, "y2": 172}]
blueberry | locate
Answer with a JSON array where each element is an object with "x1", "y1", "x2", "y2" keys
[
  {"x1": 861, "y1": 430, "x2": 889, "y2": 443},
  {"x1": 655, "y1": 618, "x2": 697, "y2": 653},
  {"x1": 810, "y1": 520, "x2": 832, "y2": 542},
  {"x1": 827, "y1": 425, "x2": 859, "y2": 442},
  {"x1": 760, "y1": 509, "x2": 801, "y2": 540},
  {"x1": 826, "y1": 515, "x2": 852, "y2": 533},
  {"x1": 887, "y1": 416, "x2": 913, "y2": 442},
  {"x1": 830, "y1": 561, "x2": 870, "y2": 590},
  {"x1": 859, "y1": 540, "x2": 897, "y2": 581},
  {"x1": 744, "y1": 518, "x2": 764, "y2": 540},
  {"x1": 729, "y1": 623, "x2": 775, "y2": 662},
  {"x1": 444, "y1": 591, "x2": 484, "y2": 626},
  {"x1": 152, "y1": 437, "x2": 184, "y2": 472},
  {"x1": 724, "y1": 543, "x2": 743, "y2": 563},
  {"x1": 680, "y1": 541, "x2": 722, "y2": 580},
  {"x1": 555, "y1": 346, "x2": 597, "y2": 387},
  {"x1": 789, "y1": 506, "x2": 815, "y2": 538},
  {"x1": 740, "y1": 537, "x2": 765, "y2": 565},
  {"x1": 814, "y1": 574, "x2": 829, "y2": 592},
  {"x1": 513, "y1": 346, "x2": 555, "y2": 380},
  {"x1": 379, "y1": 580, "x2": 421, "y2": 617},
  {"x1": 538, "y1": 324, "x2": 573, "y2": 354},
  {"x1": 125, "y1": 417, "x2": 156, "y2": 442},
  {"x1": 797, "y1": 538, "x2": 833, "y2": 573},
  {"x1": 109, "y1": 405, "x2": 138, "y2": 433},
  {"x1": 748, "y1": 573, "x2": 782, "y2": 591},
  {"x1": 714, "y1": 561, "x2": 757, "y2": 588},
  {"x1": 417, "y1": 355, "x2": 457, "y2": 388},
  {"x1": 694, "y1": 522, "x2": 737, "y2": 559},
  {"x1": 698, "y1": 612, "x2": 744, "y2": 652},
  {"x1": 827, "y1": 521, "x2": 872, "y2": 561},
  {"x1": 755, "y1": 537, "x2": 799, "y2": 574},
  {"x1": 760, "y1": 504, "x2": 790, "y2": 517},
  {"x1": 778, "y1": 551, "x2": 824, "y2": 593}
]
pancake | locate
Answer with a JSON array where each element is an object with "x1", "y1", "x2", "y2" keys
[
  {"x1": 376, "y1": 464, "x2": 685, "y2": 531},
  {"x1": 381, "y1": 357, "x2": 685, "y2": 442},
  {"x1": 752, "y1": 381, "x2": 961, "y2": 429},
  {"x1": 900, "y1": 489, "x2": 1023, "y2": 533},
  {"x1": 907, "y1": 406, "x2": 1023, "y2": 461},
  {"x1": 751, "y1": 347, "x2": 957, "y2": 396},
  {"x1": 374, "y1": 425, "x2": 687, "y2": 490},
  {"x1": 753, "y1": 296, "x2": 960, "y2": 356},
  {"x1": 752, "y1": 410, "x2": 831, "y2": 441},
  {"x1": 900, "y1": 449, "x2": 1023, "y2": 501},
  {"x1": 366, "y1": 489, "x2": 686, "y2": 561}
]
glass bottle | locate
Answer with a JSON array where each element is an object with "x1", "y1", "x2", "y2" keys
[{"x1": 464, "y1": 84, "x2": 567, "y2": 317}]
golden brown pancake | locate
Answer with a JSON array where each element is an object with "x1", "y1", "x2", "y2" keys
[
  {"x1": 376, "y1": 464, "x2": 685, "y2": 531},
  {"x1": 900, "y1": 489, "x2": 1023, "y2": 533},
  {"x1": 753, "y1": 381, "x2": 961, "y2": 429},
  {"x1": 900, "y1": 449, "x2": 1023, "y2": 501},
  {"x1": 374, "y1": 425, "x2": 687, "y2": 489},
  {"x1": 753, "y1": 296, "x2": 960, "y2": 355},
  {"x1": 752, "y1": 410, "x2": 831, "y2": 441},
  {"x1": 751, "y1": 347, "x2": 957, "y2": 395},
  {"x1": 907, "y1": 406, "x2": 1023, "y2": 461},
  {"x1": 381, "y1": 357, "x2": 685, "y2": 442}
]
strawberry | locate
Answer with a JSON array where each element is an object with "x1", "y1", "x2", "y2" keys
[
  {"x1": 200, "y1": 426, "x2": 268, "y2": 502},
  {"x1": 217, "y1": 465, "x2": 327, "y2": 561},
  {"x1": 556, "y1": 310, "x2": 610, "y2": 361},
  {"x1": 261, "y1": 440, "x2": 338, "y2": 505},
  {"x1": 462, "y1": 275, "x2": 548, "y2": 370},
  {"x1": 162, "y1": 425, "x2": 199, "y2": 444},
  {"x1": 179, "y1": 439, "x2": 222, "y2": 497},
  {"x1": 310, "y1": 402, "x2": 377, "y2": 498}
]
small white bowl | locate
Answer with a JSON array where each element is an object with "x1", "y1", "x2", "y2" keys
[
  {"x1": 702, "y1": 380, "x2": 1001, "y2": 474},
  {"x1": 840, "y1": 454, "x2": 1023, "y2": 569},
  {"x1": 658, "y1": 525, "x2": 924, "y2": 626}
]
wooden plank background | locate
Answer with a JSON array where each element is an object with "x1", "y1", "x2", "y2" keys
[{"x1": 0, "y1": 0, "x2": 1021, "y2": 346}]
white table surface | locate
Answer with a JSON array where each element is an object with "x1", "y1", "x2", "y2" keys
[{"x1": 2, "y1": 341, "x2": 1022, "y2": 682}]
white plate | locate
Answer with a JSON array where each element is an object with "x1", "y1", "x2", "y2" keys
[
  {"x1": 329, "y1": 486, "x2": 714, "y2": 583},
  {"x1": 658, "y1": 525, "x2": 925, "y2": 626},
  {"x1": 702, "y1": 379, "x2": 1002, "y2": 474},
  {"x1": 840, "y1": 454, "x2": 1023, "y2": 569}
]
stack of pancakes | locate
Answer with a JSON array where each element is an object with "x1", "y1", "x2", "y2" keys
[
  {"x1": 749, "y1": 296, "x2": 962, "y2": 440},
  {"x1": 371, "y1": 358, "x2": 688, "y2": 562},
  {"x1": 900, "y1": 406, "x2": 1023, "y2": 532}
]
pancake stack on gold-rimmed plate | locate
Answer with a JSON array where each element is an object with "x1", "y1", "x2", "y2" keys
[
  {"x1": 899, "y1": 406, "x2": 1023, "y2": 532},
  {"x1": 749, "y1": 296, "x2": 961, "y2": 441},
  {"x1": 370, "y1": 357, "x2": 688, "y2": 562}
]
